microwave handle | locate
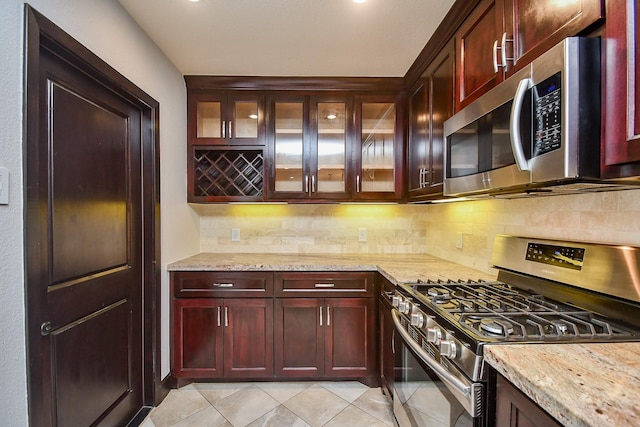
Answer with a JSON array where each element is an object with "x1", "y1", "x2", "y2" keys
[{"x1": 510, "y1": 78, "x2": 532, "y2": 171}]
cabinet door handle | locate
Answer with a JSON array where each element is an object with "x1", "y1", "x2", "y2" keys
[
  {"x1": 492, "y1": 40, "x2": 500, "y2": 73},
  {"x1": 229, "y1": 120, "x2": 233, "y2": 139},
  {"x1": 501, "y1": 32, "x2": 513, "y2": 69},
  {"x1": 222, "y1": 120, "x2": 226, "y2": 138},
  {"x1": 311, "y1": 175, "x2": 316, "y2": 193},
  {"x1": 305, "y1": 175, "x2": 309, "y2": 194},
  {"x1": 217, "y1": 306, "x2": 221, "y2": 327},
  {"x1": 356, "y1": 175, "x2": 361, "y2": 193},
  {"x1": 224, "y1": 306, "x2": 229, "y2": 327},
  {"x1": 213, "y1": 282, "x2": 234, "y2": 288},
  {"x1": 314, "y1": 283, "x2": 335, "y2": 288},
  {"x1": 327, "y1": 305, "x2": 331, "y2": 326},
  {"x1": 319, "y1": 306, "x2": 323, "y2": 326}
]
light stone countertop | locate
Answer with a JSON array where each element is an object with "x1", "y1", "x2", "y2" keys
[
  {"x1": 167, "y1": 252, "x2": 497, "y2": 284},
  {"x1": 169, "y1": 252, "x2": 640, "y2": 427},
  {"x1": 484, "y1": 343, "x2": 640, "y2": 427}
]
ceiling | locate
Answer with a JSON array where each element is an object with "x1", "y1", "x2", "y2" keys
[{"x1": 117, "y1": 0, "x2": 455, "y2": 77}]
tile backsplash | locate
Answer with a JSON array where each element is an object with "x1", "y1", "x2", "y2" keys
[
  {"x1": 424, "y1": 189, "x2": 640, "y2": 274},
  {"x1": 192, "y1": 189, "x2": 640, "y2": 273},
  {"x1": 194, "y1": 203, "x2": 428, "y2": 254}
]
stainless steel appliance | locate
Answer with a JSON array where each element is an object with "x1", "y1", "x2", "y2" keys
[
  {"x1": 443, "y1": 37, "x2": 611, "y2": 197},
  {"x1": 388, "y1": 235, "x2": 640, "y2": 427}
]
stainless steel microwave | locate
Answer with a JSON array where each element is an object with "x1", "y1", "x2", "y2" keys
[{"x1": 443, "y1": 37, "x2": 601, "y2": 197}]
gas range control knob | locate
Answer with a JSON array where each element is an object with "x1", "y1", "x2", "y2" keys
[
  {"x1": 391, "y1": 295, "x2": 401, "y2": 308},
  {"x1": 410, "y1": 312, "x2": 425, "y2": 328},
  {"x1": 398, "y1": 300, "x2": 411, "y2": 314},
  {"x1": 440, "y1": 340, "x2": 458, "y2": 359},
  {"x1": 426, "y1": 327, "x2": 442, "y2": 344}
]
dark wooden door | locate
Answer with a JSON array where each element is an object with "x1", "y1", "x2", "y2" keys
[
  {"x1": 224, "y1": 298, "x2": 274, "y2": 378},
  {"x1": 24, "y1": 8, "x2": 160, "y2": 426},
  {"x1": 274, "y1": 298, "x2": 324, "y2": 377}
]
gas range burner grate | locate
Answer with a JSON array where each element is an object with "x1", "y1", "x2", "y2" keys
[{"x1": 408, "y1": 279, "x2": 636, "y2": 341}]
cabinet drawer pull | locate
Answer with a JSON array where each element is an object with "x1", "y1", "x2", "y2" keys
[
  {"x1": 213, "y1": 282, "x2": 234, "y2": 288},
  {"x1": 319, "y1": 306, "x2": 323, "y2": 326},
  {"x1": 314, "y1": 283, "x2": 335, "y2": 288}
]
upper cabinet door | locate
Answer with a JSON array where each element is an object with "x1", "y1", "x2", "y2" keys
[
  {"x1": 503, "y1": 0, "x2": 604, "y2": 76},
  {"x1": 353, "y1": 95, "x2": 403, "y2": 201},
  {"x1": 455, "y1": 0, "x2": 505, "y2": 110},
  {"x1": 189, "y1": 91, "x2": 264, "y2": 146},
  {"x1": 267, "y1": 95, "x2": 351, "y2": 201},
  {"x1": 602, "y1": 0, "x2": 640, "y2": 178},
  {"x1": 311, "y1": 98, "x2": 351, "y2": 200}
]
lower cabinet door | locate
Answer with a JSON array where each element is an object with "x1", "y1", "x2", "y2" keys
[
  {"x1": 274, "y1": 298, "x2": 325, "y2": 377},
  {"x1": 325, "y1": 298, "x2": 375, "y2": 378},
  {"x1": 223, "y1": 298, "x2": 274, "y2": 378},
  {"x1": 173, "y1": 299, "x2": 224, "y2": 378}
]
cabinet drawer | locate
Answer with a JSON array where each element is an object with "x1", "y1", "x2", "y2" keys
[
  {"x1": 172, "y1": 271, "x2": 274, "y2": 297},
  {"x1": 275, "y1": 272, "x2": 374, "y2": 297}
]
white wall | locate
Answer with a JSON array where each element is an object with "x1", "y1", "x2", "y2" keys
[{"x1": 0, "y1": 1, "x2": 198, "y2": 424}]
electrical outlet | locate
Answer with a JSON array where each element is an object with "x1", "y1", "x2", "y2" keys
[
  {"x1": 358, "y1": 227, "x2": 367, "y2": 242},
  {"x1": 231, "y1": 228, "x2": 240, "y2": 242},
  {"x1": 456, "y1": 232, "x2": 463, "y2": 249},
  {"x1": 0, "y1": 167, "x2": 8, "y2": 205}
]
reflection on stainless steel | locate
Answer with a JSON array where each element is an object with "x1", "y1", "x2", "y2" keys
[{"x1": 390, "y1": 234, "x2": 640, "y2": 427}]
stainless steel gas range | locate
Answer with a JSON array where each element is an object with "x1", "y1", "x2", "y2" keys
[{"x1": 388, "y1": 235, "x2": 640, "y2": 427}]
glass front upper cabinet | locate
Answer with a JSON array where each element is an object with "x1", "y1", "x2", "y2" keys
[
  {"x1": 354, "y1": 97, "x2": 400, "y2": 199},
  {"x1": 190, "y1": 92, "x2": 263, "y2": 145},
  {"x1": 274, "y1": 101, "x2": 305, "y2": 193},
  {"x1": 315, "y1": 102, "x2": 347, "y2": 194}
]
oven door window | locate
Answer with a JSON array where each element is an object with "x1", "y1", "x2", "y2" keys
[{"x1": 394, "y1": 334, "x2": 473, "y2": 427}]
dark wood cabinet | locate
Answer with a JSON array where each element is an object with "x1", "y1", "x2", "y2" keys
[
  {"x1": 268, "y1": 94, "x2": 353, "y2": 201},
  {"x1": 503, "y1": 0, "x2": 604, "y2": 77},
  {"x1": 188, "y1": 91, "x2": 265, "y2": 146},
  {"x1": 602, "y1": 0, "x2": 640, "y2": 178},
  {"x1": 353, "y1": 94, "x2": 404, "y2": 201},
  {"x1": 273, "y1": 272, "x2": 377, "y2": 384},
  {"x1": 455, "y1": 0, "x2": 603, "y2": 110},
  {"x1": 408, "y1": 40, "x2": 455, "y2": 201},
  {"x1": 455, "y1": 0, "x2": 505, "y2": 110},
  {"x1": 495, "y1": 373, "x2": 562, "y2": 427},
  {"x1": 171, "y1": 272, "x2": 274, "y2": 383}
]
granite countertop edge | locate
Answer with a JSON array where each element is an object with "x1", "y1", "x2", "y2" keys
[{"x1": 484, "y1": 343, "x2": 640, "y2": 427}]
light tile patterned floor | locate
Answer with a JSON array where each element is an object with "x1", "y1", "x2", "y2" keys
[{"x1": 142, "y1": 381, "x2": 395, "y2": 427}]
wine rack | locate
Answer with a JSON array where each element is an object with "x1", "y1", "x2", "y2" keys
[{"x1": 193, "y1": 149, "x2": 264, "y2": 199}]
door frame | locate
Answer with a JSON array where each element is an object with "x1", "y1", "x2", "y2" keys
[{"x1": 23, "y1": 5, "x2": 164, "y2": 425}]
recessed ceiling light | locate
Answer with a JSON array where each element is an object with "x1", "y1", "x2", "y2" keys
[
  {"x1": 187, "y1": 0, "x2": 202, "y2": 3},
  {"x1": 353, "y1": 0, "x2": 367, "y2": 3},
  {"x1": 249, "y1": 114, "x2": 258, "y2": 119}
]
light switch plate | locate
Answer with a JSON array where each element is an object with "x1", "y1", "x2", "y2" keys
[
  {"x1": 0, "y1": 167, "x2": 8, "y2": 205},
  {"x1": 358, "y1": 227, "x2": 367, "y2": 242},
  {"x1": 231, "y1": 228, "x2": 240, "y2": 242},
  {"x1": 456, "y1": 232, "x2": 463, "y2": 249}
]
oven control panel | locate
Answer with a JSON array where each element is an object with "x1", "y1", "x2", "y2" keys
[{"x1": 525, "y1": 242, "x2": 585, "y2": 270}]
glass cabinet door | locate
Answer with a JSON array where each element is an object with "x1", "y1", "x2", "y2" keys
[
  {"x1": 274, "y1": 102, "x2": 305, "y2": 192},
  {"x1": 191, "y1": 92, "x2": 263, "y2": 145},
  {"x1": 360, "y1": 102, "x2": 396, "y2": 193},
  {"x1": 197, "y1": 101, "x2": 222, "y2": 139},
  {"x1": 315, "y1": 102, "x2": 346, "y2": 194},
  {"x1": 232, "y1": 101, "x2": 259, "y2": 140}
]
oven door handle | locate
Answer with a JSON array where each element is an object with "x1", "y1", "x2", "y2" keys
[{"x1": 392, "y1": 310, "x2": 479, "y2": 417}]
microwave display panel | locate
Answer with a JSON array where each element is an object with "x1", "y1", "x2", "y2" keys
[{"x1": 533, "y1": 73, "x2": 562, "y2": 157}]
